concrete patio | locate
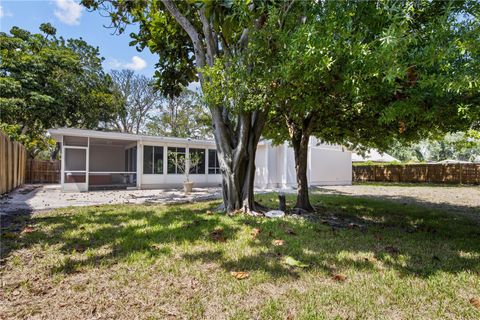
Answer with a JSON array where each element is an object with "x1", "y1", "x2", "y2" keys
[{"x1": 0, "y1": 184, "x2": 222, "y2": 214}]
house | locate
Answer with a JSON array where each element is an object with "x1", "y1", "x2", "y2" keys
[
  {"x1": 351, "y1": 149, "x2": 399, "y2": 163},
  {"x1": 48, "y1": 128, "x2": 352, "y2": 192}
]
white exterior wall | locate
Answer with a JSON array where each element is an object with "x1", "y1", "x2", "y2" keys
[
  {"x1": 308, "y1": 147, "x2": 352, "y2": 185},
  {"x1": 254, "y1": 139, "x2": 351, "y2": 189}
]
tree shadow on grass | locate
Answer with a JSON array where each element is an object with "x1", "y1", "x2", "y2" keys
[
  {"x1": 2, "y1": 194, "x2": 480, "y2": 280},
  {"x1": 3, "y1": 201, "x2": 242, "y2": 274},
  {"x1": 184, "y1": 195, "x2": 480, "y2": 279}
]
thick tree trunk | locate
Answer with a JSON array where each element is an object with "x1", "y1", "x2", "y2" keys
[
  {"x1": 213, "y1": 110, "x2": 267, "y2": 213},
  {"x1": 161, "y1": 0, "x2": 268, "y2": 213},
  {"x1": 291, "y1": 133, "x2": 314, "y2": 212}
]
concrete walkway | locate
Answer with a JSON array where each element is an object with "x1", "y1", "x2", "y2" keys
[{"x1": 1, "y1": 184, "x2": 222, "y2": 214}]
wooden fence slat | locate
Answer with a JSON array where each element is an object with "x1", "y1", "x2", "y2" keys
[
  {"x1": 353, "y1": 163, "x2": 480, "y2": 185},
  {"x1": 25, "y1": 159, "x2": 60, "y2": 184},
  {"x1": 0, "y1": 131, "x2": 27, "y2": 194}
]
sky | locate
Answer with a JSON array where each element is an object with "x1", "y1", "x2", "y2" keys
[{"x1": 0, "y1": 0, "x2": 158, "y2": 77}]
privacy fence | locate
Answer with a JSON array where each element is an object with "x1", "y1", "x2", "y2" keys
[
  {"x1": 0, "y1": 131, "x2": 27, "y2": 194},
  {"x1": 26, "y1": 159, "x2": 60, "y2": 184},
  {"x1": 353, "y1": 163, "x2": 480, "y2": 185}
]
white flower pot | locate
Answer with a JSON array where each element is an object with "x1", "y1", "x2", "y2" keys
[{"x1": 183, "y1": 181, "x2": 194, "y2": 194}]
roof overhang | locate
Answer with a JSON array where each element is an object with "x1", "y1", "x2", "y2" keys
[{"x1": 48, "y1": 128, "x2": 216, "y2": 146}]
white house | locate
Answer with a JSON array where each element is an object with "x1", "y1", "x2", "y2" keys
[{"x1": 48, "y1": 128, "x2": 352, "y2": 192}]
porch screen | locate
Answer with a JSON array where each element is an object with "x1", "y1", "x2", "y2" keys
[{"x1": 208, "y1": 150, "x2": 221, "y2": 174}]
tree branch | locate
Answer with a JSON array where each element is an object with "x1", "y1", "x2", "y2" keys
[
  {"x1": 160, "y1": 0, "x2": 207, "y2": 70},
  {"x1": 198, "y1": 7, "x2": 216, "y2": 67}
]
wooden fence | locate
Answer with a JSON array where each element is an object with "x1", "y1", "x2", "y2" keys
[
  {"x1": 0, "y1": 131, "x2": 27, "y2": 194},
  {"x1": 353, "y1": 163, "x2": 480, "y2": 184},
  {"x1": 26, "y1": 159, "x2": 61, "y2": 184}
]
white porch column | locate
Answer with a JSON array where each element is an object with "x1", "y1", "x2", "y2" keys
[
  {"x1": 136, "y1": 140, "x2": 142, "y2": 189},
  {"x1": 283, "y1": 143, "x2": 288, "y2": 189},
  {"x1": 60, "y1": 135, "x2": 65, "y2": 191},
  {"x1": 86, "y1": 137, "x2": 90, "y2": 191}
]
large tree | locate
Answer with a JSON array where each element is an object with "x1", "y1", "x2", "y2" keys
[
  {"x1": 109, "y1": 69, "x2": 162, "y2": 134},
  {"x1": 0, "y1": 24, "x2": 118, "y2": 157},
  {"x1": 82, "y1": 0, "x2": 300, "y2": 212},
  {"x1": 260, "y1": 0, "x2": 480, "y2": 210}
]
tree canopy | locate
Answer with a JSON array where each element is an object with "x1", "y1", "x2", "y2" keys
[
  {"x1": 241, "y1": 0, "x2": 480, "y2": 210},
  {"x1": 0, "y1": 24, "x2": 119, "y2": 157},
  {"x1": 109, "y1": 69, "x2": 162, "y2": 134},
  {"x1": 146, "y1": 88, "x2": 212, "y2": 140}
]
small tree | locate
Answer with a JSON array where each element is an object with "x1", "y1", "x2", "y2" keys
[{"x1": 167, "y1": 150, "x2": 202, "y2": 183}]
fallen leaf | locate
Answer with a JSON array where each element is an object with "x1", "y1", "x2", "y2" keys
[
  {"x1": 252, "y1": 228, "x2": 261, "y2": 239},
  {"x1": 2, "y1": 232, "x2": 16, "y2": 239},
  {"x1": 74, "y1": 244, "x2": 86, "y2": 253},
  {"x1": 470, "y1": 297, "x2": 480, "y2": 309},
  {"x1": 206, "y1": 210, "x2": 213, "y2": 215},
  {"x1": 22, "y1": 227, "x2": 35, "y2": 234},
  {"x1": 272, "y1": 239, "x2": 284, "y2": 246},
  {"x1": 283, "y1": 256, "x2": 309, "y2": 268},
  {"x1": 211, "y1": 228, "x2": 226, "y2": 242},
  {"x1": 364, "y1": 257, "x2": 378, "y2": 263},
  {"x1": 230, "y1": 271, "x2": 249, "y2": 280},
  {"x1": 150, "y1": 244, "x2": 163, "y2": 250},
  {"x1": 384, "y1": 245, "x2": 400, "y2": 255},
  {"x1": 286, "y1": 310, "x2": 295, "y2": 320},
  {"x1": 332, "y1": 273, "x2": 347, "y2": 282}
]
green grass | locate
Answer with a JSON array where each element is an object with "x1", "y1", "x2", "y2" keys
[{"x1": 1, "y1": 193, "x2": 479, "y2": 319}]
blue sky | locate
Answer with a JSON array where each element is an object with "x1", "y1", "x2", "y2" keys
[{"x1": 0, "y1": 0, "x2": 157, "y2": 77}]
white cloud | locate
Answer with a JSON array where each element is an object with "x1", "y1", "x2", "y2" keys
[
  {"x1": 54, "y1": 0, "x2": 83, "y2": 26},
  {"x1": 0, "y1": 5, "x2": 13, "y2": 18},
  {"x1": 108, "y1": 56, "x2": 147, "y2": 71},
  {"x1": 125, "y1": 56, "x2": 147, "y2": 71}
]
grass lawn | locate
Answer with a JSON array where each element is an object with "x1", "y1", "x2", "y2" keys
[{"x1": 1, "y1": 193, "x2": 479, "y2": 319}]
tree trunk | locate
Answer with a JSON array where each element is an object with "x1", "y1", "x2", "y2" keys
[
  {"x1": 213, "y1": 110, "x2": 267, "y2": 213},
  {"x1": 161, "y1": 0, "x2": 268, "y2": 213},
  {"x1": 50, "y1": 142, "x2": 61, "y2": 160},
  {"x1": 290, "y1": 127, "x2": 314, "y2": 212}
]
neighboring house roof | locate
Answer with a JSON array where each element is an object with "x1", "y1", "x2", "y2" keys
[{"x1": 351, "y1": 149, "x2": 399, "y2": 162}]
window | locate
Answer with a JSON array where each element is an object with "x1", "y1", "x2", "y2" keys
[
  {"x1": 143, "y1": 146, "x2": 153, "y2": 174},
  {"x1": 208, "y1": 149, "x2": 221, "y2": 174},
  {"x1": 153, "y1": 146, "x2": 164, "y2": 174},
  {"x1": 189, "y1": 148, "x2": 206, "y2": 174},
  {"x1": 143, "y1": 146, "x2": 164, "y2": 174},
  {"x1": 167, "y1": 147, "x2": 186, "y2": 174}
]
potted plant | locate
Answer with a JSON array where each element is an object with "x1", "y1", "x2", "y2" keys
[{"x1": 168, "y1": 150, "x2": 202, "y2": 194}]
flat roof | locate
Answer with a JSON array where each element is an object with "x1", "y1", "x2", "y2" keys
[{"x1": 48, "y1": 128, "x2": 217, "y2": 146}]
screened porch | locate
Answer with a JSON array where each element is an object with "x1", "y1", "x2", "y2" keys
[{"x1": 62, "y1": 135, "x2": 138, "y2": 192}]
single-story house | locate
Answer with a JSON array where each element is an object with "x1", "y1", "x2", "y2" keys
[{"x1": 48, "y1": 128, "x2": 352, "y2": 192}]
